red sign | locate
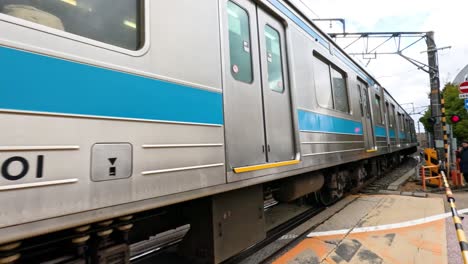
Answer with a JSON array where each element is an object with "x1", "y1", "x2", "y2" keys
[{"x1": 460, "y1": 81, "x2": 468, "y2": 94}]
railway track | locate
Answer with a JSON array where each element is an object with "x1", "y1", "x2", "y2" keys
[{"x1": 360, "y1": 157, "x2": 417, "y2": 194}]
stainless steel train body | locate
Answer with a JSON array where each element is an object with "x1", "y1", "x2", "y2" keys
[{"x1": 0, "y1": 0, "x2": 417, "y2": 246}]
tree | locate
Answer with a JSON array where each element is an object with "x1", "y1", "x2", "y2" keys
[
  {"x1": 419, "y1": 108, "x2": 433, "y2": 134},
  {"x1": 420, "y1": 83, "x2": 468, "y2": 141}
]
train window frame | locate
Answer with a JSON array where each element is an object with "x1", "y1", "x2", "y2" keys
[
  {"x1": 313, "y1": 54, "x2": 334, "y2": 109},
  {"x1": 313, "y1": 51, "x2": 350, "y2": 114},
  {"x1": 0, "y1": 0, "x2": 149, "y2": 56},
  {"x1": 331, "y1": 66, "x2": 349, "y2": 113},
  {"x1": 391, "y1": 104, "x2": 396, "y2": 128},
  {"x1": 264, "y1": 24, "x2": 285, "y2": 93},
  {"x1": 397, "y1": 113, "x2": 400, "y2": 130},
  {"x1": 227, "y1": 0, "x2": 254, "y2": 84},
  {"x1": 374, "y1": 95, "x2": 384, "y2": 125},
  {"x1": 357, "y1": 84, "x2": 364, "y2": 117},
  {"x1": 398, "y1": 113, "x2": 404, "y2": 131},
  {"x1": 385, "y1": 101, "x2": 392, "y2": 127},
  {"x1": 401, "y1": 114, "x2": 405, "y2": 131}
]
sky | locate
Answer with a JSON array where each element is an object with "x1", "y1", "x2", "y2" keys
[{"x1": 299, "y1": 0, "x2": 468, "y2": 133}]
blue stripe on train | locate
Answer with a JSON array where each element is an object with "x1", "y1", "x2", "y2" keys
[
  {"x1": 374, "y1": 126, "x2": 386, "y2": 137},
  {"x1": 389, "y1": 129, "x2": 396, "y2": 139},
  {"x1": 399, "y1": 132, "x2": 407, "y2": 139},
  {"x1": 0, "y1": 46, "x2": 223, "y2": 125},
  {"x1": 298, "y1": 109, "x2": 363, "y2": 135}
]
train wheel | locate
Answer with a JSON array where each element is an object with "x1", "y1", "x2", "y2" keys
[
  {"x1": 352, "y1": 165, "x2": 367, "y2": 188},
  {"x1": 316, "y1": 171, "x2": 345, "y2": 206}
]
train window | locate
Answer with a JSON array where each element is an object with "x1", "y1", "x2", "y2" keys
[
  {"x1": 391, "y1": 104, "x2": 396, "y2": 127},
  {"x1": 313, "y1": 54, "x2": 349, "y2": 112},
  {"x1": 227, "y1": 1, "x2": 253, "y2": 83},
  {"x1": 374, "y1": 95, "x2": 383, "y2": 124},
  {"x1": 357, "y1": 84, "x2": 364, "y2": 117},
  {"x1": 397, "y1": 113, "x2": 400, "y2": 129},
  {"x1": 401, "y1": 115, "x2": 405, "y2": 131},
  {"x1": 0, "y1": 0, "x2": 144, "y2": 50},
  {"x1": 314, "y1": 57, "x2": 333, "y2": 109},
  {"x1": 386, "y1": 102, "x2": 392, "y2": 127},
  {"x1": 264, "y1": 25, "x2": 284, "y2": 93},
  {"x1": 331, "y1": 67, "x2": 349, "y2": 112},
  {"x1": 398, "y1": 113, "x2": 404, "y2": 131}
]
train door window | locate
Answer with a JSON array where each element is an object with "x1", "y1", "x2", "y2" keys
[
  {"x1": 313, "y1": 56, "x2": 333, "y2": 109},
  {"x1": 386, "y1": 102, "x2": 392, "y2": 127},
  {"x1": 357, "y1": 84, "x2": 364, "y2": 117},
  {"x1": 391, "y1": 104, "x2": 396, "y2": 126},
  {"x1": 397, "y1": 113, "x2": 400, "y2": 129},
  {"x1": 227, "y1": 1, "x2": 253, "y2": 83},
  {"x1": 374, "y1": 95, "x2": 383, "y2": 124},
  {"x1": 398, "y1": 113, "x2": 404, "y2": 131},
  {"x1": 264, "y1": 25, "x2": 284, "y2": 93},
  {"x1": 0, "y1": 0, "x2": 144, "y2": 50},
  {"x1": 331, "y1": 67, "x2": 349, "y2": 112}
]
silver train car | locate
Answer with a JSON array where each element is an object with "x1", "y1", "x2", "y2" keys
[{"x1": 0, "y1": 0, "x2": 417, "y2": 263}]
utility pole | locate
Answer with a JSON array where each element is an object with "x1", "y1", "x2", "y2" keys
[{"x1": 426, "y1": 31, "x2": 445, "y2": 161}]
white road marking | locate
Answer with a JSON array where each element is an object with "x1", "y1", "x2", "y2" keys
[{"x1": 307, "y1": 208, "x2": 468, "y2": 237}]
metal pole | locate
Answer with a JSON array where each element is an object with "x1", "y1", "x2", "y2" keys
[
  {"x1": 449, "y1": 125, "x2": 457, "y2": 170},
  {"x1": 426, "y1": 31, "x2": 444, "y2": 160}
]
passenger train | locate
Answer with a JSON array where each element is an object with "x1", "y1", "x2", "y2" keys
[{"x1": 0, "y1": 0, "x2": 417, "y2": 263}]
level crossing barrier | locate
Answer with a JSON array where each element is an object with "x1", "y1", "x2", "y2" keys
[{"x1": 441, "y1": 170, "x2": 468, "y2": 263}]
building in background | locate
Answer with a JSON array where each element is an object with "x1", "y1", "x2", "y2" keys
[
  {"x1": 417, "y1": 133, "x2": 428, "y2": 148},
  {"x1": 453, "y1": 64, "x2": 468, "y2": 85}
]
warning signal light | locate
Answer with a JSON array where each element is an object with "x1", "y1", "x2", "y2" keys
[{"x1": 450, "y1": 115, "x2": 461, "y2": 124}]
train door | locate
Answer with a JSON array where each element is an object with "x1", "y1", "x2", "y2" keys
[
  {"x1": 223, "y1": 0, "x2": 295, "y2": 174},
  {"x1": 257, "y1": 8, "x2": 295, "y2": 163},
  {"x1": 384, "y1": 101, "x2": 391, "y2": 147},
  {"x1": 358, "y1": 81, "x2": 376, "y2": 151}
]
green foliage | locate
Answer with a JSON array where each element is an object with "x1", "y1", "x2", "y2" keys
[
  {"x1": 454, "y1": 120, "x2": 468, "y2": 141},
  {"x1": 421, "y1": 83, "x2": 468, "y2": 141},
  {"x1": 444, "y1": 83, "x2": 468, "y2": 140},
  {"x1": 419, "y1": 108, "x2": 433, "y2": 133}
]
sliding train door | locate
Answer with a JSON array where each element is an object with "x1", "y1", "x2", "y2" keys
[
  {"x1": 223, "y1": 0, "x2": 295, "y2": 179},
  {"x1": 223, "y1": 0, "x2": 266, "y2": 170},
  {"x1": 358, "y1": 81, "x2": 376, "y2": 151},
  {"x1": 257, "y1": 8, "x2": 295, "y2": 163}
]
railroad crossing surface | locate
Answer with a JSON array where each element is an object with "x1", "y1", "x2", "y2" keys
[{"x1": 243, "y1": 192, "x2": 468, "y2": 264}]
